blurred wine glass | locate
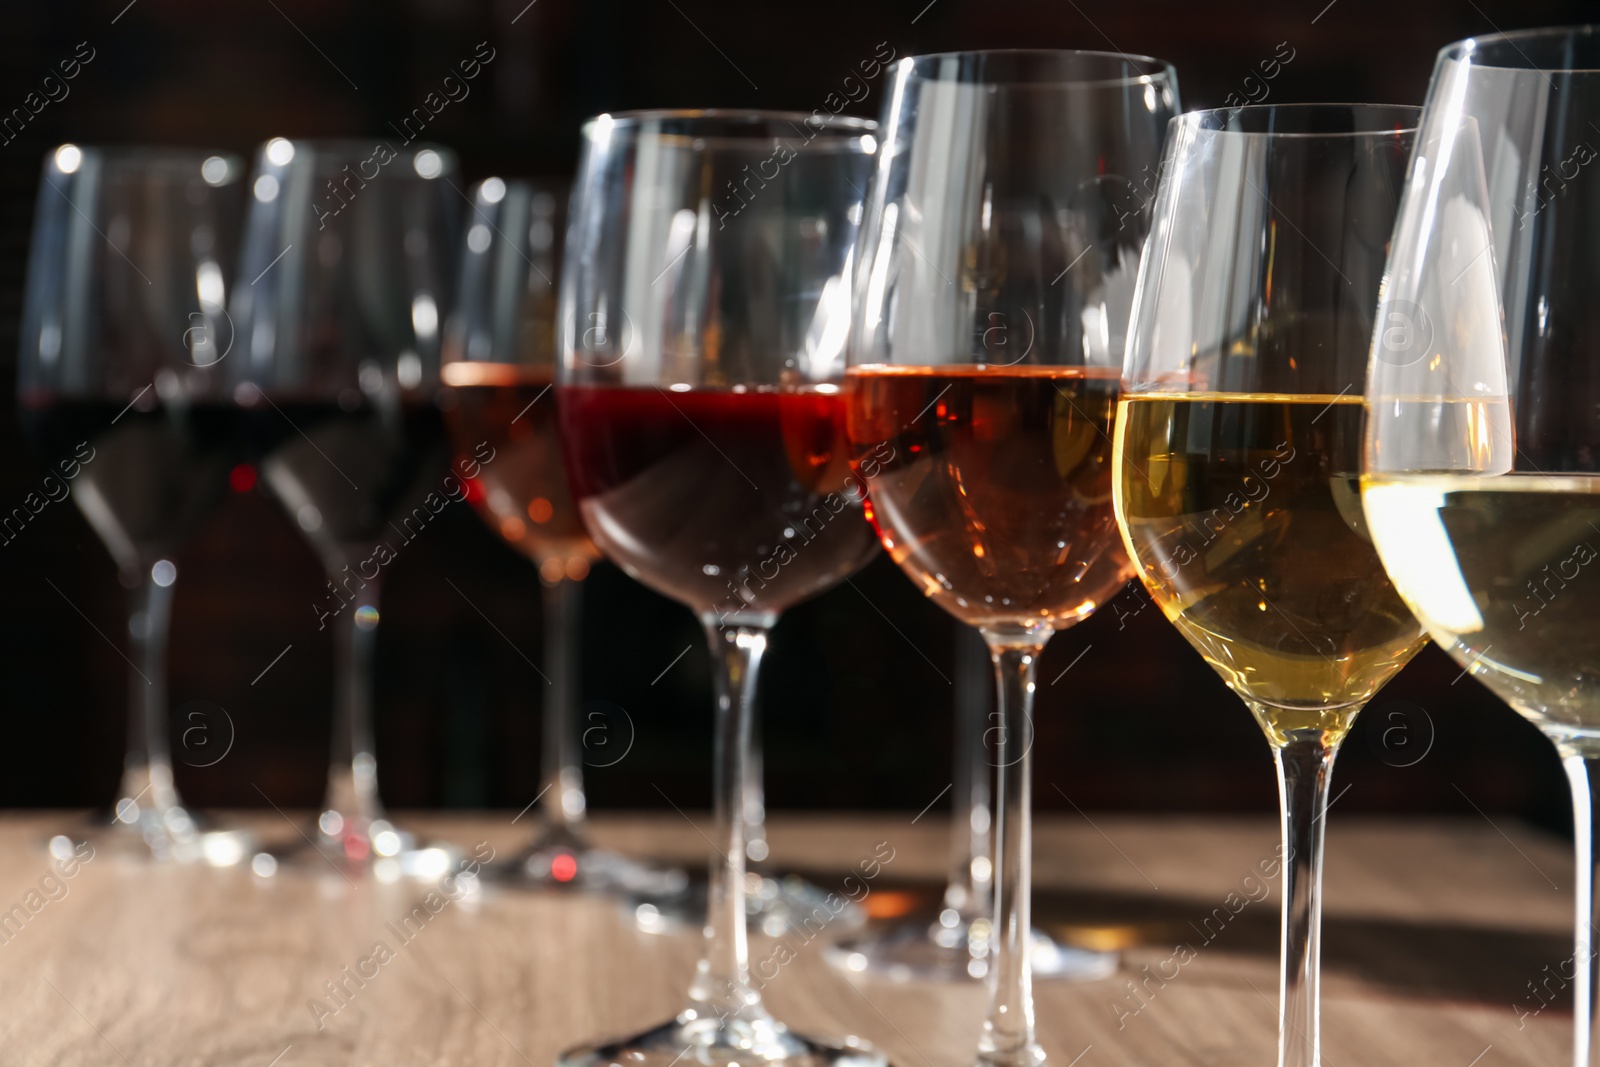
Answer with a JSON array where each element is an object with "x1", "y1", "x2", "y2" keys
[
  {"x1": 18, "y1": 144, "x2": 255, "y2": 865},
  {"x1": 441, "y1": 175, "x2": 684, "y2": 896},
  {"x1": 827, "y1": 627, "x2": 997, "y2": 982},
  {"x1": 229, "y1": 138, "x2": 459, "y2": 875},
  {"x1": 829, "y1": 625, "x2": 1090, "y2": 982}
]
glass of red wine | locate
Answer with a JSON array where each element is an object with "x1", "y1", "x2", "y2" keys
[
  {"x1": 18, "y1": 145, "x2": 255, "y2": 864},
  {"x1": 229, "y1": 138, "x2": 459, "y2": 876},
  {"x1": 845, "y1": 50, "x2": 1178, "y2": 1067},
  {"x1": 556, "y1": 110, "x2": 883, "y2": 1067},
  {"x1": 440, "y1": 176, "x2": 685, "y2": 896}
]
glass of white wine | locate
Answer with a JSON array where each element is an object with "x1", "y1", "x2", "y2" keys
[
  {"x1": 1115, "y1": 104, "x2": 1427, "y2": 1067},
  {"x1": 1360, "y1": 26, "x2": 1600, "y2": 1066}
]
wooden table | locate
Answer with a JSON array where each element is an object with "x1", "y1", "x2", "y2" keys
[{"x1": 0, "y1": 811, "x2": 1576, "y2": 1066}]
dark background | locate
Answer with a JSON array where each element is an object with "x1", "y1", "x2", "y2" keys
[{"x1": 0, "y1": 0, "x2": 1583, "y2": 828}]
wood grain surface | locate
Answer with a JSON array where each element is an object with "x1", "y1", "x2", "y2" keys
[{"x1": 0, "y1": 812, "x2": 1577, "y2": 1066}]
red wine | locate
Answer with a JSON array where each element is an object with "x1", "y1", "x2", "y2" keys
[
  {"x1": 440, "y1": 364, "x2": 599, "y2": 574},
  {"x1": 19, "y1": 397, "x2": 236, "y2": 564},
  {"x1": 845, "y1": 365, "x2": 1130, "y2": 632},
  {"x1": 239, "y1": 397, "x2": 447, "y2": 555},
  {"x1": 558, "y1": 384, "x2": 879, "y2": 621}
]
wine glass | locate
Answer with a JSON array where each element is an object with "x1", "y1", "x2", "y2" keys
[
  {"x1": 826, "y1": 625, "x2": 1100, "y2": 982},
  {"x1": 18, "y1": 144, "x2": 255, "y2": 865},
  {"x1": 1359, "y1": 26, "x2": 1600, "y2": 1067},
  {"x1": 557, "y1": 109, "x2": 883, "y2": 1067},
  {"x1": 1117, "y1": 104, "x2": 1427, "y2": 1067},
  {"x1": 229, "y1": 138, "x2": 459, "y2": 874},
  {"x1": 441, "y1": 175, "x2": 684, "y2": 896},
  {"x1": 846, "y1": 49, "x2": 1177, "y2": 1066}
]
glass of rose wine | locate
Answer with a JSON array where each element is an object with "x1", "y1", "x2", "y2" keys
[
  {"x1": 1115, "y1": 104, "x2": 1427, "y2": 1067},
  {"x1": 230, "y1": 138, "x2": 459, "y2": 875},
  {"x1": 1359, "y1": 26, "x2": 1600, "y2": 1067},
  {"x1": 441, "y1": 175, "x2": 683, "y2": 896},
  {"x1": 18, "y1": 145, "x2": 255, "y2": 865},
  {"x1": 846, "y1": 49, "x2": 1178, "y2": 1066},
  {"x1": 556, "y1": 109, "x2": 883, "y2": 1067}
]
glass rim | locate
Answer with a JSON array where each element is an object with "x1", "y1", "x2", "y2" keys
[
  {"x1": 579, "y1": 108, "x2": 878, "y2": 150},
  {"x1": 1172, "y1": 103, "x2": 1421, "y2": 139},
  {"x1": 251, "y1": 136, "x2": 458, "y2": 165},
  {"x1": 1439, "y1": 22, "x2": 1600, "y2": 71},
  {"x1": 902, "y1": 48, "x2": 1177, "y2": 89},
  {"x1": 45, "y1": 143, "x2": 244, "y2": 167},
  {"x1": 470, "y1": 175, "x2": 564, "y2": 196}
]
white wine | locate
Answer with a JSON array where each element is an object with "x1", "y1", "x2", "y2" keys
[
  {"x1": 1114, "y1": 394, "x2": 1426, "y2": 745},
  {"x1": 1362, "y1": 473, "x2": 1600, "y2": 742}
]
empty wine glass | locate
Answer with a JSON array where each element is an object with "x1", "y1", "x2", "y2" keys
[
  {"x1": 441, "y1": 175, "x2": 684, "y2": 896},
  {"x1": 1359, "y1": 26, "x2": 1600, "y2": 1067},
  {"x1": 556, "y1": 109, "x2": 883, "y2": 1067},
  {"x1": 18, "y1": 144, "x2": 255, "y2": 865},
  {"x1": 230, "y1": 137, "x2": 459, "y2": 875}
]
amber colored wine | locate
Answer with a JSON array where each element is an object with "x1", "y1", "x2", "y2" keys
[
  {"x1": 1363, "y1": 473, "x2": 1600, "y2": 741},
  {"x1": 442, "y1": 362, "x2": 599, "y2": 580},
  {"x1": 1113, "y1": 394, "x2": 1425, "y2": 745},
  {"x1": 844, "y1": 365, "x2": 1131, "y2": 633}
]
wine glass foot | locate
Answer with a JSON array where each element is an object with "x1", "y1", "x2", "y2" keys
[
  {"x1": 253, "y1": 816, "x2": 463, "y2": 884},
  {"x1": 631, "y1": 871, "x2": 866, "y2": 937},
  {"x1": 488, "y1": 835, "x2": 688, "y2": 896},
  {"x1": 558, "y1": 1012, "x2": 887, "y2": 1067},
  {"x1": 824, "y1": 917, "x2": 1116, "y2": 983},
  {"x1": 55, "y1": 805, "x2": 260, "y2": 866}
]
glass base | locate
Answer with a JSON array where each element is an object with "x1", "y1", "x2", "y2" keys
[
  {"x1": 255, "y1": 818, "x2": 463, "y2": 884},
  {"x1": 489, "y1": 836, "x2": 689, "y2": 896},
  {"x1": 631, "y1": 872, "x2": 866, "y2": 938},
  {"x1": 824, "y1": 916, "x2": 1117, "y2": 983},
  {"x1": 59, "y1": 805, "x2": 259, "y2": 866},
  {"x1": 557, "y1": 1010, "x2": 887, "y2": 1067}
]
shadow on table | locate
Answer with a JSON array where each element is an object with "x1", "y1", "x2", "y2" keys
[{"x1": 788, "y1": 864, "x2": 1570, "y2": 1011}]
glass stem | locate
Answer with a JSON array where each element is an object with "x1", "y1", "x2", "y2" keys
[
  {"x1": 538, "y1": 574, "x2": 586, "y2": 835},
  {"x1": 744, "y1": 705, "x2": 768, "y2": 864},
  {"x1": 976, "y1": 633, "x2": 1046, "y2": 1067},
  {"x1": 686, "y1": 620, "x2": 770, "y2": 1025},
  {"x1": 947, "y1": 625, "x2": 994, "y2": 920},
  {"x1": 1560, "y1": 751, "x2": 1600, "y2": 1067},
  {"x1": 119, "y1": 567, "x2": 180, "y2": 817},
  {"x1": 323, "y1": 568, "x2": 383, "y2": 829},
  {"x1": 1272, "y1": 732, "x2": 1339, "y2": 1067}
]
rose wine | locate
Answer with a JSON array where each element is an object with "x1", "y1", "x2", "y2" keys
[
  {"x1": 1114, "y1": 393, "x2": 1425, "y2": 745},
  {"x1": 843, "y1": 365, "x2": 1131, "y2": 633},
  {"x1": 19, "y1": 397, "x2": 236, "y2": 563},
  {"x1": 442, "y1": 363, "x2": 599, "y2": 576},
  {"x1": 1362, "y1": 473, "x2": 1600, "y2": 737},
  {"x1": 558, "y1": 384, "x2": 879, "y2": 622}
]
